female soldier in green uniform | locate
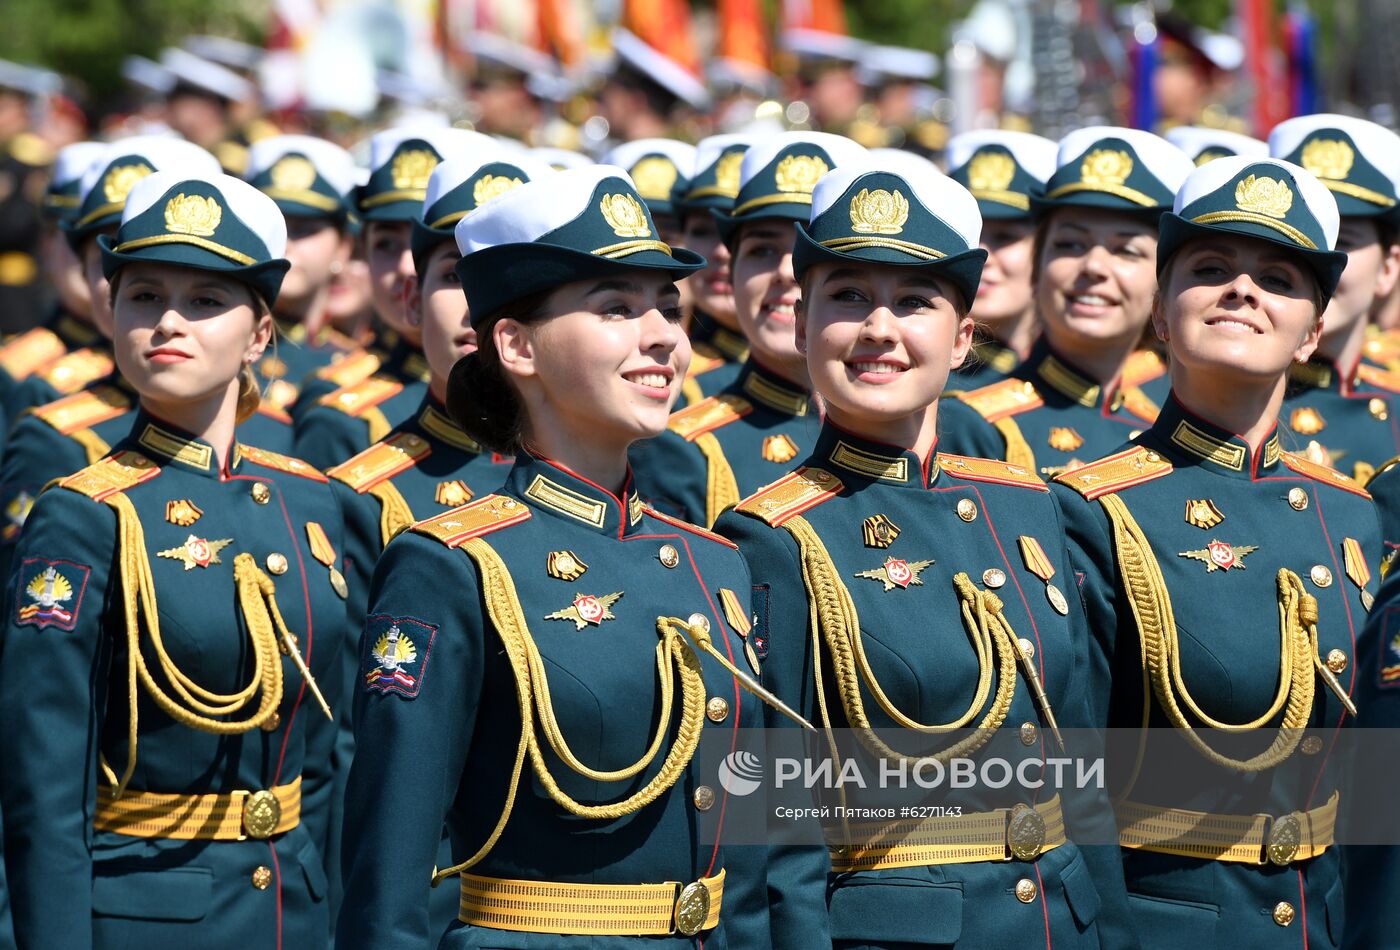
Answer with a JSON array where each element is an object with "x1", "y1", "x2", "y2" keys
[
  {"x1": 336, "y1": 166, "x2": 825, "y2": 948},
  {"x1": 946, "y1": 129, "x2": 1058, "y2": 389},
  {"x1": 948, "y1": 127, "x2": 1194, "y2": 477},
  {"x1": 0, "y1": 169, "x2": 349, "y2": 949},
  {"x1": 1051, "y1": 156, "x2": 1377, "y2": 948},
  {"x1": 633, "y1": 131, "x2": 867, "y2": 526},
  {"x1": 714, "y1": 156, "x2": 1136, "y2": 949}
]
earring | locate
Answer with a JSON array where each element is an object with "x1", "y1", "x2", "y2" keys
[{"x1": 329, "y1": 260, "x2": 343, "y2": 275}]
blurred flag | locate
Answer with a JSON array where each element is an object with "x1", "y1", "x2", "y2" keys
[
  {"x1": 718, "y1": 0, "x2": 770, "y2": 75},
  {"x1": 1284, "y1": 4, "x2": 1320, "y2": 117},
  {"x1": 623, "y1": 0, "x2": 701, "y2": 73},
  {"x1": 782, "y1": 0, "x2": 847, "y2": 35}
]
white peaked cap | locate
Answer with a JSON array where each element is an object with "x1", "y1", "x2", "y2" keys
[{"x1": 121, "y1": 170, "x2": 288, "y2": 257}]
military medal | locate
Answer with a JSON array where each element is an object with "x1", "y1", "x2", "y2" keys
[
  {"x1": 1290, "y1": 407, "x2": 1326, "y2": 435},
  {"x1": 546, "y1": 550, "x2": 587, "y2": 581},
  {"x1": 762, "y1": 433, "x2": 800, "y2": 463},
  {"x1": 1178, "y1": 540, "x2": 1258, "y2": 573},
  {"x1": 164, "y1": 499, "x2": 203, "y2": 526},
  {"x1": 854, "y1": 557, "x2": 933, "y2": 591},
  {"x1": 435, "y1": 480, "x2": 473, "y2": 507},
  {"x1": 1183, "y1": 498, "x2": 1224, "y2": 530},
  {"x1": 1047, "y1": 427, "x2": 1084, "y2": 452},
  {"x1": 1017, "y1": 536, "x2": 1069, "y2": 615},
  {"x1": 157, "y1": 534, "x2": 233, "y2": 570},
  {"x1": 861, "y1": 513, "x2": 901, "y2": 549},
  {"x1": 1343, "y1": 537, "x2": 1374, "y2": 610},
  {"x1": 545, "y1": 592, "x2": 622, "y2": 630},
  {"x1": 305, "y1": 522, "x2": 347, "y2": 598}
]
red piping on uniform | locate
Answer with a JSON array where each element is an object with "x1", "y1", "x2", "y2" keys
[
  {"x1": 1301, "y1": 485, "x2": 1355, "y2": 811},
  {"x1": 1032, "y1": 860, "x2": 1052, "y2": 948},
  {"x1": 530, "y1": 453, "x2": 635, "y2": 540},
  {"x1": 635, "y1": 529, "x2": 737, "y2": 877},
  {"x1": 819, "y1": 417, "x2": 939, "y2": 484},
  {"x1": 1296, "y1": 867, "x2": 1309, "y2": 950},
  {"x1": 270, "y1": 839, "x2": 284, "y2": 950}
]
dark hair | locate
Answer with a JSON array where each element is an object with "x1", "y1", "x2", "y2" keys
[
  {"x1": 446, "y1": 288, "x2": 555, "y2": 454},
  {"x1": 608, "y1": 64, "x2": 681, "y2": 118}
]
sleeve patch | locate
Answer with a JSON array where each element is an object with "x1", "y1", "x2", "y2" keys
[
  {"x1": 1378, "y1": 606, "x2": 1400, "y2": 689},
  {"x1": 14, "y1": 557, "x2": 91, "y2": 631},
  {"x1": 750, "y1": 584, "x2": 770, "y2": 659},
  {"x1": 362, "y1": 614, "x2": 438, "y2": 699}
]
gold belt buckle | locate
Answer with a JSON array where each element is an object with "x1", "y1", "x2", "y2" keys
[
  {"x1": 241, "y1": 789, "x2": 282, "y2": 840},
  {"x1": 1005, "y1": 803, "x2": 1047, "y2": 861},
  {"x1": 673, "y1": 880, "x2": 711, "y2": 937},
  {"x1": 1263, "y1": 812, "x2": 1302, "y2": 866}
]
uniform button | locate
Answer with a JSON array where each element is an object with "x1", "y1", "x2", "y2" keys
[
  {"x1": 1288, "y1": 488, "x2": 1309, "y2": 511},
  {"x1": 982, "y1": 568, "x2": 1006, "y2": 588},
  {"x1": 1145, "y1": 452, "x2": 1162, "y2": 462},
  {"x1": 1301, "y1": 736, "x2": 1323, "y2": 755},
  {"x1": 260, "y1": 712, "x2": 281, "y2": 732},
  {"x1": 266, "y1": 553, "x2": 289, "y2": 575},
  {"x1": 1326, "y1": 649, "x2": 1348, "y2": 673},
  {"x1": 1370, "y1": 397, "x2": 1389, "y2": 421},
  {"x1": 956, "y1": 499, "x2": 978, "y2": 522},
  {"x1": 1020, "y1": 722, "x2": 1038, "y2": 746},
  {"x1": 252, "y1": 866, "x2": 272, "y2": 890},
  {"x1": 1017, "y1": 638, "x2": 1035, "y2": 661},
  {"x1": 1129, "y1": 430, "x2": 1143, "y2": 440},
  {"x1": 1310, "y1": 565, "x2": 1333, "y2": 588},
  {"x1": 687, "y1": 613, "x2": 711, "y2": 633},
  {"x1": 1015, "y1": 878, "x2": 1037, "y2": 903},
  {"x1": 694, "y1": 786, "x2": 716, "y2": 811},
  {"x1": 251, "y1": 483, "x2": 271, "y2": 505},
  {"x1": 707, "y1": 697, "x2": 730, "y2": 722},
  {"x1": 1273, "y1": 901, "x2": 1295, "y2": 926},
  {"x1": 659, "y1": 544, "x2": 680, "y2": 569}
]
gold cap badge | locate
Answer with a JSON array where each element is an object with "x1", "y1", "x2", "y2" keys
[
  {"x1": 472, "y1": 174, "x2": 523, "y2": 206},
  {"x1": 629, "y1": 156, "x2": 679, "y2": 201},
  {"x1": 270, "y1": 156, "x2": 318, "y2": 191},
  {"x1": 848, "y1": 188, "x2": 909, "y2": 235},
  {"x1": 600, "y1": 193, "x2": 652, "y2": 238},
  {"x1": 714, "y1": 151, "x2": 744, "y2": 197},
  {"x1": 1079, "y1": 149, "x2": 1133, "y2": 188},
  {"x1": 391, "y1": 149, "x2": 439, "y2": 191},
  {"x1": 164, "y1": 194, "x2": 222, "y2": 237},
  {"x1": 103, "y1": 163, "x2": 154, "y2": 204},
  {"x1": 1301, "y1": 138, "x2": 1354, "y2": 180},
  {"x1": 969, "y1": 151, "x2": 1017, "y2": 192},
  {"x1": 1234, "y1": 175, "x2": 1294, "y2": 219},
  {"x1": 774, "y1": 154, "x2": 829, "y2": 194}
]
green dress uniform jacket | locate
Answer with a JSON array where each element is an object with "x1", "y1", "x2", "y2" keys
[
  {"x1": 0, "y1": 414, "x2": 352, "y2": 950},
  {"x1": 948, "y1": 335, "x2": 1022, "y2": 391},
  {"x1": 1343, "y1": 457, "x2": 1400, "y2": 950},
  {"x1": 1277, "y1": 356, "x2": 1400, "y2": 484},
  {"x1": 0, "y1": 309, "x2": 103, "y2": 424},
  {"x1": 1050, "y1": 395, "x2": 1379, "y2": 950},
  {"x1": 292, "y1": 340, "x2": 431, "y2": 471},
  {"x1": 321, "y1": 395, "x2": 511, "y2": 934},
  {"x1": 714, "y1": 423, "x2": 1137, "y2": 950},
  {"x1": 680, "y1": 311, "x2": 749, "y2": 408},
  {"x1": 4, "y1": 340, "x2": 115, "y2": 427},
  {"x1": 335, "y1": 453, "x2": 827, "y2": 948},
  {"x1": 945, "y1": 341, "x2": 1170, "y2": 478}
]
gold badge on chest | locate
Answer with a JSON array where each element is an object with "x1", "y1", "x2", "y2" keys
[
  {"x1": 762, "y1": 433, "x2": 800, "y2": 463},
  {"x1": 157, "y1": 534, "x2": 233, "y2": 570},
  {"x1": 1178, "y1": 540, "x2": 1258, "y2": 573},
  {"x1": 1183, "y1": 499, "x2": 1225, "y2": 530},
  {"x1": 1047, "y1": 427, "x2": 1084, "y2": 452},
  {"x1": 546, "y1": 550, "x2": 588, "y2": 581},
  {"x1": 435, "y1": 480, "x2": 473, "y2": 507},
  {"x1": 854, "y1": 556, "x2": 934, "y2": 591},
  {"x1": 861, "y1": 513, "x2": 901, "y2": 549},
  {"x1": 1290, "y1": 407, "x2": 1326, "y2": 435},
  {"x1": 164, "y1": 499, "x2": 203, "y2": 527},
  {"x1": 545, "y1": 591, "x2": 623, "y2": 629}
]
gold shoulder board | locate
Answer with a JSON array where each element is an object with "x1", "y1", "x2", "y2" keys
[
  {"x1": 734, "y1": 466, "x2": 843, "y2": 526},
  {"x1": 315, "y1": 349, "x2": 382, "y2": 387},
  {"x1": 1122, "y1": 349, "x2": 1168, "y2": 387},
  {"x1": 937, "y1": 453, "x2": 1048, "y2": 492},
  {"x1": 956, "y1": 377, "x2": 1043, "y2": 423},
  {"x1": 668, "y1": 393, "x2": 753, "y2": 442},
  {"x1": 1119, "y1": 386, "x2": 1161, "y2": 425},
  {"x1": 1054, "y1": 446, "x2": 1173, "y2": 500},
  {"x1": 59, "y1": 451, "x2": 161, "y2": 501},
  {"x1": 41, "y1": 348, "x2": 116, "y2": 394},
  {"x1": 1280, "y1": 452, "x2": 1372, "y2": 499},
  {"x1": 328, "y1": 432, "x2": 432, "y2": 493},
  {"x1": 644, "y1": 505, "x2": 739, "y2": 550},
  {"x1": 0, "y1": 328, "x2": 65, "y2": 379},
  {"x1": 686, "y1": 343, "x2": 726, "y2": 378},
  {"x1": 239, "y1": 445, "x2": 329, "y2": 482},
  {"x1": 318, "y1": 375, "x2": 403, "y2": 418},
  {"x1": 1357, "y1": 363, "x2": 1400, "y2": 394},
  {"x1": 31, "y1": 385, "x2": 132, "y2": 434},
  {"x1": 411, "y1": 494, "x2": 532, "y2": 547}
]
